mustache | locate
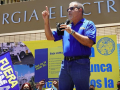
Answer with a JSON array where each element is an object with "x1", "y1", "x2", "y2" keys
[{"x1": 68, "y1": 13, "x2": 72, "y2": 15}]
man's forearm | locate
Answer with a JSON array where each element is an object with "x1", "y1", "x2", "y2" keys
[
  {"x1": 72, "y1": 32, "x2": 94, "y2": 48},
  {"x1": 44, "y1": 22, "x2": 54, "y2": 40}
]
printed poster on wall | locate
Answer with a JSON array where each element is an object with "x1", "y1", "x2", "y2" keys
[{"x1": 24, "y1": 35, "x2": 119, "y2": 90}]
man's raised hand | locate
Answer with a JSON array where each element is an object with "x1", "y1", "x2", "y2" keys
[{"x1": 42, "y1": 6, "x2": 49, "y2": 22}]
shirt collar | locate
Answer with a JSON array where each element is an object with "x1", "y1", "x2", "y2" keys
[
  {"x1": 71, "y1": 18, "x2": 86, "y2": 26},
  {"x1": 79, "y1": 18, "x2": 86, "y2": 23}
]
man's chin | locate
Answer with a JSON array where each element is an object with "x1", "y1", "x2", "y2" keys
[{"x1": 68, "y1": 17, "x2": 72, "y2": 20}]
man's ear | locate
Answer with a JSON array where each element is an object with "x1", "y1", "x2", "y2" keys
[{"x1": 79, "y1": 8, "x2": 82, "y2": 12}]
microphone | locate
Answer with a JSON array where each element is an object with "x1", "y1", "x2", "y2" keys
[
  {"x1": 57, "y1": 19, "x2": 70, "y2": 35},
  {"x1": 65, "y1": 19, "x2": 70, "y2": 25}
]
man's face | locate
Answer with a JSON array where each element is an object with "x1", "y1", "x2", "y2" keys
[
  {"x1": 89, "y1": 86, "x2": 95, "y2": 90},
  {"x1": 23, "y1": 84, "x2": 29, "y2": 90},
  {"x1": 67, "y1": 3, "x2": 81, "y2": 20},
  {"x1": 117, "y1": 82, "x2": 120, "y2": 89},
  {"x1": 36, "y1": 83, "x2": 39, "y2": 88}
]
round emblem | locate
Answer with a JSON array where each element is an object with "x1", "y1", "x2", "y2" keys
[{"x1": 97, "y1": 37, "x2": 115, "y2": 55}]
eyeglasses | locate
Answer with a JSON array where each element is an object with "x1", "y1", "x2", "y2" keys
[{"x1": 67, "y1": 7, "x2": 80, "y2": 12}]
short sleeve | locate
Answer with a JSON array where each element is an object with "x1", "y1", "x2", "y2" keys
[
  {"x1": 84, "y1": 21, "x2": 96, "y2": 44},
  {"x1": 52, "y1": 31, "x2": 63, "y2": 41}
]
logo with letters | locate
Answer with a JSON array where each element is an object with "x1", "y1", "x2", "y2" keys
[
  {"x1": 80, "y1": 27, "x2": 85, "y2": 29},
  {"x1": 97, "y1": 37, "x2": 115, "y2": 55}
]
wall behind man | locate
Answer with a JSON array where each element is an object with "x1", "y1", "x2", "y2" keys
[{"x1": 0, "y1": 0, "x2": 120, "y2": 33}]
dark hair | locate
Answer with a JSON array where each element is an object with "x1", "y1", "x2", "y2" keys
[
  {"x1": 70, "y1": 1, "x2": 84, "y2": 14},
  {"x1": 118, "y1": 81, "x2": 120, "y2": 82},
  {"x1": 20, "y1": 82, "x2": 33, "y2": 90},
  {"x1": 90, "y1": 85, "x2": 95, "y2": 87}
]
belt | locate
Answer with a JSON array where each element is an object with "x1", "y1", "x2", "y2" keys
[{"x1": 64, "y1": 56, "x2": 89, "y2": 61}]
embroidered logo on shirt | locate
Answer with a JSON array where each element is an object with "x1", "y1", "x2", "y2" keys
[{"x1": 80, "y1": 27, "x2": 85, "y2": 29}]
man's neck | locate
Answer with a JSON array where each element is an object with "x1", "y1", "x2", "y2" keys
[{"x1": 72, "y1": 17, "x2": 83, "y2": 26}]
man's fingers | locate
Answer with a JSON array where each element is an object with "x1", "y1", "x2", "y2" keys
[
  {"x1": 61, "y1": 29, "x2": 65, "y2": 31},
  {"x1": 42, "y1": 11, "x2": 46, "y2": 14},
  {"x1": 60, "y1": 24, "x2": 66, "y2": 26},
  {"x1": 42, "y1": 11, "x2": 48, "y2": 17},
  {"x1": 42, "y1": 6, "x2": 49, "y2": 18},
  {"x1": 60, "y1": 25, "x2": 65, "y2": 28},
  {"x1": 60, "y1": 24, "x2": 67, "y2": 28},
  {"x1": 42, "y1": 11, "x2": 45, "y2": 16},
  {"x1": 60, "y1": 25, "x2": 70, "y2": 30},
  {"x1": 46, "y1": 6, "x2": 49, "y2": 13}
]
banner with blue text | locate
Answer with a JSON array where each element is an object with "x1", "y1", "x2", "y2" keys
[{"x1": 24, "y1": 35, "x2": 119, "y2": 90}]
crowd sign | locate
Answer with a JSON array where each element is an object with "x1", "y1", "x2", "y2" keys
[{"x1": 0, "y1": 52, "x2": 19, "y2": 90}]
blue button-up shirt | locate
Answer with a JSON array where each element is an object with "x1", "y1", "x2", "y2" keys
[{"x1": 52, "y1": 18, "x2": 96, "y2": 57}]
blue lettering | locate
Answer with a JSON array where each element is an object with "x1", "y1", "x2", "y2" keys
[
  {"x1": 56, "y1": 52, "x2": 63, "y2": 54},
  {"x1": 104, "y1": 78, "x2": 114, "y2": 88},
  {"x1": 90, "y1": 79, "x2": 102, "y2": 88},
  {"x1": 106, "y1": 64, "x2": 112, "y2": 72},
  {"x1": 90, "y1": 79, "x2": 96, "y2": 87},
  {"x1": 90, "y1": 64, "x2": 112, "y2": 72},
  {"x1": 43, "y1": 83, "x2": 46, "y2": 88},
  {"x1": 50, "y1": 52, "x2": 55, "y2": 55},
  {"x1": 101, "y1": 64, "x2": 105, "y2": 72},
  {"x1": 104, "y1": 78, "x2": 107, "y2": 88},
  {"x1": 90, "y1": 64, "x2": 93, "y2": 72},
  {"x1": 90, "y1": 47, "x2": 95, "y2": 57},
  {"x1": 94, "y1": 64, "x2": 100, "y2": 72},
  {"x1": 47, "y1": 82, "x2": 52, "y2": 88},
  {"x1": 96, "y1": 79, "x2": 102, "y2": 88},
  {"x1": 108, "y1": 79, "x2": 114, "y2": 88}
]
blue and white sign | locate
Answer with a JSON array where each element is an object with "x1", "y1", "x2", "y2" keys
[{"x1": 0, "y1": 52, "x2": 19, "y2": 90}]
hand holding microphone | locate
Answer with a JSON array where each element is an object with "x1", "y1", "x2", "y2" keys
[{"x1": 56, "y1": 19, "x2": 70, "y2": 35}]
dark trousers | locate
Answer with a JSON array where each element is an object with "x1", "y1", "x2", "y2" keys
[{"x1": 59, "y1": 58, "x2": 90, "y2": 90}]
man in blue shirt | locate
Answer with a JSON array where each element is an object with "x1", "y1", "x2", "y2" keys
[{"x1": 42, "y1": 1, "x2": 96, "y2": 90}]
